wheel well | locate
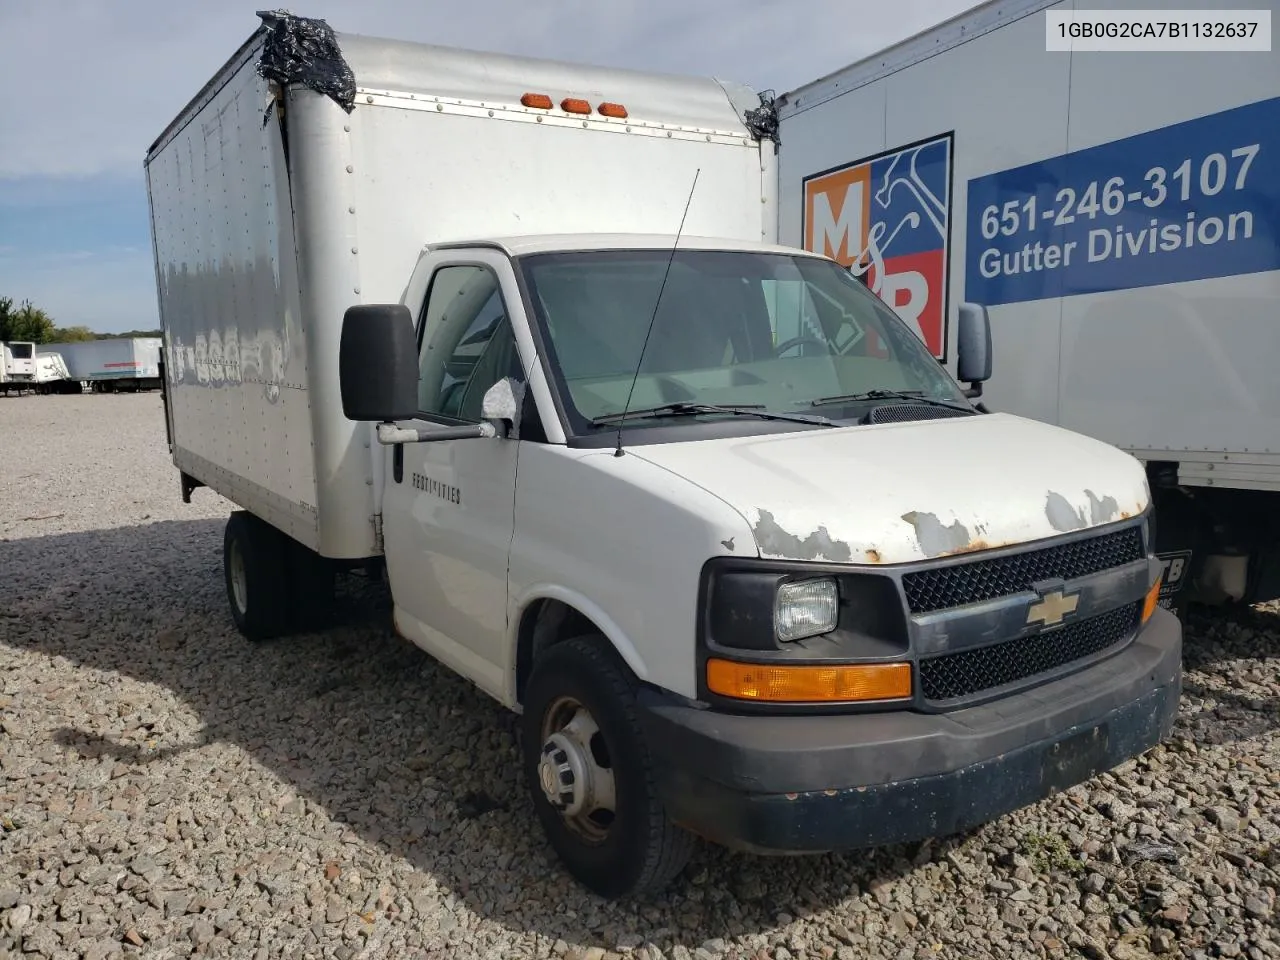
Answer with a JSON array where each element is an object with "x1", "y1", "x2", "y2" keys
[
  {"x1": 1148, "y1": 475, "x2": 1280, "y2": 606},
  {"x1": 516, "y1": 599, "x2": 600, "y2": 706}
]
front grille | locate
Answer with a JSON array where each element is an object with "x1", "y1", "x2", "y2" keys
[
  {"x1": 902, "y1": 525, "x2": 1143, "y2": 614},
  {"x1": 919, "y1": 602, "x2": 1140, "y2": 702},
  {"x1": 868, "y1": 404, "x2": 973, "y2": 425}
]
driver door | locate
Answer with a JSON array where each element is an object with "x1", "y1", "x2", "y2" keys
[{"x1": 381, "y1": 255, "x2": 526, "y2": 700}]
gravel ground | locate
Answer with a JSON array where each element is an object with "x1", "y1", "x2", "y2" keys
[{"x1": 2, "y1": 392, "x2": 1279, "y2": 960}]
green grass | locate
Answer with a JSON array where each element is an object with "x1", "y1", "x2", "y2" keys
[{"x1": 1022, "y1": 831, "x2": 1084, "y2": 874}]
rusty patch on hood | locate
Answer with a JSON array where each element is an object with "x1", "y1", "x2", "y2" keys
[
  {"x1": 1045, "y1": 491, "x2": 1088, "y2": 532},
  {"x1": 865, "y1": 548, "x2": 882, "y2": 563},
  {"x1": 1085, "y1": 490, "x2": 1121, "y2": 526},
  {"x1": 936, "y1": 538, "x2": 1016, "y2": 558},
  {"x1": 751, "y1": 509, "x2": 853, "y2": 563},
  {"x1": 901, "y1": 511, "x2": 972, "y2": 558}
]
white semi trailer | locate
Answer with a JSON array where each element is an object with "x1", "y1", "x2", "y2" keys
[
  {"x1": 34, "y1": 351, "x2": 76, "y2": 394},
  {"x1": 0, "y1": 342, "x2": 37, "y2": 395},
  {"x1": 775, "y1": 0, "x2": 1280, "y2": 613},
  {"x1": 41, "y1": 337, "x2": 163, "y2": 392},
  {"x1": 146, "y1": 12, "x2": 1180, "y2": 896}
]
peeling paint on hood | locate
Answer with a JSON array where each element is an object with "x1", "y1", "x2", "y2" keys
[{"x1": 628, "y1": 413, "x2": 1150, "y2": 564}]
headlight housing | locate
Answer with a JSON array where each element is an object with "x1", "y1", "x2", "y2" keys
[
  {"x1": 698, "y1": 558, "x2": 912, "y2": 709},
  {"x1": 775, "y1": 578, "x2": 838, "y2": 642}
]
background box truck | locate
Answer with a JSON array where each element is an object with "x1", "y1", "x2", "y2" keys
[
  {"x1": 146, "y1": 12, "x2": 1180, "y2": 896},
  {"x1": 41, "y1": 337, "x2": 163, "y2": 392},
  {"x1": 775, "y1": 0, "x2": 1280, "y2": 614}
]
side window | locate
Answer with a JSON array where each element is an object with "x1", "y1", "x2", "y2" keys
[{"x1": 417, "y1": 265, "x2": 524, "y2": 422}]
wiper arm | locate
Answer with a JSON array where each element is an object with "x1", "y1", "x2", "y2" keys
[
  {"x1": 591, "y1": 402, "x2": 833, "y2": 427},
  {"x1": 810, "y1": 389, "x2": 974, "y2": 413}
]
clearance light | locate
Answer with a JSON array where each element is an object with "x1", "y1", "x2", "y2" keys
[
  {"x1": 521, "y1": 93, "x2": 553, "y2": 109},
  {"x1": 706, "y1": 659, "x2": 911, "y2": 703},
  {"x1": 597, "y1": 102, "x2": 628, "y2": 119},
  {"x1": 1141, "y1": 573, "x2": 1163, "y2": 624},
  {"x1": 560, "y1": 97, "x2": 592, "y2": 115}
]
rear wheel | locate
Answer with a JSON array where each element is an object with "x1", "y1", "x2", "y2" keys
[
  {"x1": 223, "y1": 511, "x2": 292, "y2": 641},
  {"x1": 285, "y1": 536, "x2": 336, "y2": 630},
  {"x1": 521, "y1": 636, "x2": 695, "y2": 898}
]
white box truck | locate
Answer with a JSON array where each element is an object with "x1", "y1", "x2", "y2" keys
[
  {"x1": 42, "y1": 337, "x2": 163, "y2": 392},
  {"x1": 145, "y1": 12, "x2": 1181, "y2": 896},
  {"x1": 775, "y1": 0, "x2": 1280, "y2": 615}
]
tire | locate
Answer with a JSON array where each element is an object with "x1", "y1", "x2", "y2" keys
[
  {"x1": 521, "y1": 636, "x2": 695, "y2": 898},
  {"x1": 223, "y1": 511, "x2": 292, "y2": 641},
  {"x1": 285, "y1": 536, "x2": 336, "y2": 631}
]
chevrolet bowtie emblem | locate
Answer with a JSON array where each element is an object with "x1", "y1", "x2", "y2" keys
[{"x1": 1026, "y1": 589, "x2": 1079, "y2": 628}]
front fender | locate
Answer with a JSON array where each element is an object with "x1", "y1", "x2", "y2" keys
[{"x1": 505, "y1": 445, "x2": 756, "y2": 703}]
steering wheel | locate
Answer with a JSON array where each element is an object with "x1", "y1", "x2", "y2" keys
[{"x1": 773, "y1": 335, "x2": 829, "y2": 358}]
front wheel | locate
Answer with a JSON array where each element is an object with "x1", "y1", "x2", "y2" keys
[{"x1": 521, "y1": 636, "x2": 695, "y2": 898}]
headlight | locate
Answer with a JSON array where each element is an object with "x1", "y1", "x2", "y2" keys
[{"x1": 775, "y1": 578, "x2": 838, "y2": 642}]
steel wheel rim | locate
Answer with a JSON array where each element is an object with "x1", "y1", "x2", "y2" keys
[
  {"x1": 228, "y1": 539, "x2": 248, "y2": 614},
  {"x1": 538, "y1": 694, "x2": 617, "y2": 843}
]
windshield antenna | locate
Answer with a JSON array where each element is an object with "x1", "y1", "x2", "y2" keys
[{"x1": 613, "y1": 168, "x2": 700, "y2": 457}]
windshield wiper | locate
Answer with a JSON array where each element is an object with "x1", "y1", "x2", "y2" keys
[
  {"x1": 591, "y1": 402, "x2": 833, "y2": 427},
  {"x1": 809, "y1": 389, "x2": 974, "y2": 413}
]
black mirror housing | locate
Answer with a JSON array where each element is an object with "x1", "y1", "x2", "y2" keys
[
  {"x1": 956, "y1": 302, "x2": 993, "y2": 396},
  {"x1": 339, "y1": 304, "x2": 419, "y2": 421}
]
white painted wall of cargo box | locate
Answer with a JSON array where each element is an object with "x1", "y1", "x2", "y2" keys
[
  {"x1": 145, "y1": 28, "x2": 774, "y2": 559},
  {"x1": 776, "y1": 0, "x2": 1280, "y2": 484}
]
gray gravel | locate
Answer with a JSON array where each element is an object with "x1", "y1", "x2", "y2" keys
[{"x1": 2, "y1": 392, "x2": 1280, "y2": 960}]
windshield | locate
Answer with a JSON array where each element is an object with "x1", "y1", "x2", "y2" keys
[
  {"x1": 518, "y1": 249, "x2": 970, "y2": 434},
  {"x1": 8, "y1": 343, "x2": 33, "y2": 360}
]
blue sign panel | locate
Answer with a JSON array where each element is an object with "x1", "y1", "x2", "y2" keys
[{"x1": 965, "y1": 96, "x2": 1280, "y2": 306}]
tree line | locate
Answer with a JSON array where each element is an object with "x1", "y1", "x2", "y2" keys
[{"x1": 0, "y1": 297, "x2": 161, "y2": 344}]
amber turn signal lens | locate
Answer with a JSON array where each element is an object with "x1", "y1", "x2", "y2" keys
[
  {"x1": 560, "y1": 97, "x2": 592, "y2": 114},
  {"x1": 521, "y1": 93, "x2": 553, "y2": 109},
  {"x1": 1141, "y1": 573, "x2": 1163, "y2": 624},
  {"x1": 597, "y1": 102, "x2": 628, "y2": 119},
  {"x1": 706, "y1": 659, "x2": 911, "y2": 703}
]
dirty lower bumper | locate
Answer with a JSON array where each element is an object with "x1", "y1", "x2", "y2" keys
[{"x1": 640, "y1": 607, "x2": 1182, "y2": 854}]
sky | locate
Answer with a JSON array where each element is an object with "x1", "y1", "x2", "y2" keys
[{"x1": 0, "y1": 0, "x2": 977, "y2": 333}]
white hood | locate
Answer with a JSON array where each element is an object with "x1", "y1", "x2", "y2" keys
[{"x1": 629, "y1": 412, "x2": 1150, "y2": 565}]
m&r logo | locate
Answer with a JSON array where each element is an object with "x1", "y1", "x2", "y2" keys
[{"x1": 802, "y1": 133, "x2": 954, "y2": 359}]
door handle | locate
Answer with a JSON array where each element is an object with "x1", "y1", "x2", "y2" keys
[{"x1": 393, "y1": 444, "x2": 404, "y2": 484}]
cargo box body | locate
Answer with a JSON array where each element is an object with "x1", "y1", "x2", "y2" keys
[
  {"x1": 776, "y1": 0, "x2": 1280, "y2": 483},
  {"x1": 144, "y1": 27, "x2": 774, "y2": 558},
  {"x1": 43, "y1": 338, "x2": 162, "y2": 382},
  {"x1": 1, "y1": 342, "x2": 36, "y2": 382},
  {"x1": 774, "y1": 0, "x2": 1280, "y2": 604}
]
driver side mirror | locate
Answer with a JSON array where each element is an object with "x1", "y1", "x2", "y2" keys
[
  {"x1": 956, "y1": 302, "x2": 993, "y2": 398},
  {"x1": 339, "y1": 303, "x2": 419, "y2": 422}
]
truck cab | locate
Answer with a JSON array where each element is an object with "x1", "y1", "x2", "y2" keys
[{"x1": 331, "y1": 232, "x2": 1181, "y2": 897}]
